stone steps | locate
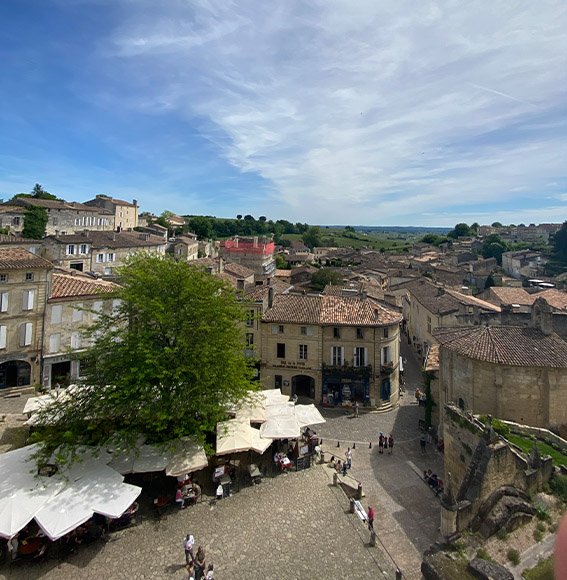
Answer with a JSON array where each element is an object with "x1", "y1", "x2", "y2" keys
[{"x1": 375, "y1": 402, "x2": 394, "y2": 414}]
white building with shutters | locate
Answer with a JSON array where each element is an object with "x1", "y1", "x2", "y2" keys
[
  {"x1": 42, "y1": 272, "x2": 118, "y2": 388},
  {"x1": 0, "y1": 248, "x2": 53, "y2": 391}
]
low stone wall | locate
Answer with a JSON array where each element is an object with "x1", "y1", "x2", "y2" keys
[{"x1": 499, "y1": 419, "x2": 567, "y2": 455}]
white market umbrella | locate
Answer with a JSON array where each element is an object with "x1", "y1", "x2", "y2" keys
[
  {"x1": 265, "y1": 402, "x2": 295, "y2": 418},
  {"x1": 89, "y1": 480, "x2": 141, "y2": 519},
  {"x1": 249, "y1": 427, "x2": 272, "y2": 454},
  {"x1": 235, "y1": 402, "x2": 267, "y2": 424},
  {"x1": 108, "y1": 444, "x2": 169, "y2": 475},
  {"x1": 216, "y1": 419, "x2": 255, "y2": 455},
  {"x1": 260, "y1": 415, "x2": 301, "y2": 440},
  {"x1": 260, "y1": 389, "x2": 290, "y2": 405},
  {"x1": 294, "y1": 404, "x2": 326, "y2": 428},
  {"x1": 166, "y1": 439, "x2": 208, "y2": 477}
]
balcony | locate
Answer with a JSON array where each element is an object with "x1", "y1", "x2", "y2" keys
[{"x1": 322, "y1": 362, "x2": 372, "y2": 378}]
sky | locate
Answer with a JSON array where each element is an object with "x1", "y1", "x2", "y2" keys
[{"x1": 1, "y1": 1, "x2": 567, "y2": 227}]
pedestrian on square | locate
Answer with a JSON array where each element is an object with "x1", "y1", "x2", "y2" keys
[
  {"x1": 194, "y1": 546, "x2": 206, "y2": 580},
  {"x1": 420, "y1": 433, "x2": 427, "y2": 454},
  {"x1": 345, "y1": 447, "x2": 352, "y2": 469},
  {"x1": 367, "y1": 506, "x2": 375, "y2": 530},
  {"x1": 415, "y1": 388, "x2": 421, "y2": 404},
  {"x1": 216, "y1": 483, "x2": 223, "y2": 500},
  {"x1": 185, "y1": 562, "x2": 195, "y2": 580},
  {"x1": 183, "y1": 534, "x2": 195, "y2": 564},
  {"x1": 205, "y1": 563, "x2": 214, "y2": 579},
  {"x1": 378, "y1": 433, "x2": 384, "y2": 454},
  {"x1": 342, "y1": 461, "x2": 348, "y2": 477},
  {"x1": 388, "y1": 434, "x2": 394, "y2": 454},
  {"x1": 353, "y1": 401, "x2": 359, "y2": 418},
  {"x1": 383, "y1": 436, "x2": 388, "y2": 454}
]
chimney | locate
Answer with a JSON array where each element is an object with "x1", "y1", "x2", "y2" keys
[
  {"x1": 133, "y1": 199, "x2": 138, "y2": 207},
  {"x1": 253, "y1": 236, "x2": 258, "y2": 248},
  {"x1": 531, "y1": 297, "x2": 553, "y2": 335},
  {"x1": 268, "y1": 287, "x2": 274, "y2": 308},
  {"x1": 234, "y1": 236, "x2": 239, "y2": 248}
]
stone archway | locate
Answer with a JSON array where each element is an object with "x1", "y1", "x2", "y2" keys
[
  {"x1": 292, "y1": 375, "x2": 315, "y2": 400},
  {"x1": 0, "y1": 360, "x2": 32, "y2": 389}
]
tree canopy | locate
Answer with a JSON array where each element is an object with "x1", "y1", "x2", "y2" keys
[
  {"x1": 552, "y1": 221, "x2": 567, "y2": 261},
  {"x1": 31, "y1": 254, "x2": 256, "y2": 461},
  {"x1": 302, "y1": 226, "x2": 322, "y2": 248},
  {"x1": 13, "y1": 183, "x2": 60, "y2": 202},
  {"x1": 310, "y1": 268, "x2": 343, "y2": 290},
  {"x1": 22, "y1": 206, "x2": 48, "y2": 239},
  {"x1": 480, "y1": 234, "x2": 508, "y2": 264},
  {"x1": 447, "y1": 223, "x2": 472, "y2": 239}
]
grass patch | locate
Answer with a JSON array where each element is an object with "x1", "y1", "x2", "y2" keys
[
  {"x1": 506, "y1": 434, "x2": 567, "y2": 467},
  {"x1": 549, "y1": 474, "x2": 567, "y2": 502},
  {"x1": 507, "y1": 548, "x2": 520, "y2": 566},
  {"x1": 476, "y1": 547, "x2": 492, "y2": 561},
  {"x1": 522, "y1": 556, "x2": 554, "y2": 580},
  {"x1": 533, "y1": 528, "x2": 543, "y2": 542}
]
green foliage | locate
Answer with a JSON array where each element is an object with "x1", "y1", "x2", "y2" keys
[
  {"x1": 31, "y1": 254, "x2": 256, "y2": 462},
  {"x1": 496, "y1": 528, "x2": 509, "y2": 540},
  {"x1": 491, "y1": 221, "x2": 504, "y2": 228},
  {"x1": 536, "y1": 521, "x2": 547, "y2": 532},
  {"x1": 535, "y1": 506, "x2": 551, "y2": 522},
  {"x1": 275, "y1": 254, "x2": 290, "y2": 269},
  {"x1": 302, "y1": 226, "x2": 322, "y2": 248},
  {"x1": 549, "y1": 473, "x2": 567, "y2": 502},
  {"x1": 186, "y1": 216, "x2": 213, "y2": 239},
  {"x1": 22, "y1": 206, "x2": 48, "y2": 239},
  {"x1": 522, "y1": 556, "x2": 554, "y2": 580},
  {"x1": 13, "y1": 183, "x2": 59, "y2": 201},
  {"x1": 484, "y1": 275, "x2": 496, "y2": 289},
  {"x1": 550, "y1": 221, "x2": 567, "y2": 267},
  {"x1": 447, "y1": 223, "x2": 472, "y2": 239},
  {"x1": 506, "y1": 434, "x2": 567, "y2": 468},
  {"x1": 480, "y1": 234, "x2": 509, "y2": 265},
  {"x1": 507, "y1": 548, "x2": 520, "y2": 565},
  {"x1": 533, "y1": 528, "x2": 543, "y2": 542},
  {"x1": 310, "y1": 268, "x2": 343, "y2": 291},
  {"x1": 420, "y1": 233, "x2": 450, "y2": 246},
  {"x1": 475, "y1": 547, "x2": 492, "y2": 561},
  {"x1": 491, "y1": 419, "x2": 510, "y2": 437}
]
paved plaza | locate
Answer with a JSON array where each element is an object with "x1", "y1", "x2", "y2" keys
[{"x1": 1, "y1": 342, "x2": 444, "y2": 579}]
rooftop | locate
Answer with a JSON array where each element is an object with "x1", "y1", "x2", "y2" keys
[
  {"x1": 50, "y1": 273, "x2": 119, "y2": 300},
  {"x1": 0, "y1": 248, "x2": 53, "y2": 270},
  {"x1": 46, "y1": 231, "x2": 166, "y2": 249},
  {"x1": 434, "y1": 325, "x2": 567, "y2": 368},
  {"x1": 11, "y1": 198, "x2": 113, "y2": 214}
]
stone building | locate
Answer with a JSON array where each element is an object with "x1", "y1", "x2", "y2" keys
[
  {"x1": 434, "y1": 300, "x2": 567, "y2": 432},
  {"x1": 170, "y1": 236, "x2": 200, "y2": 262},
  {"x1": 260, "y1": 293, "x2": 402, "y2": 407},
  {"x1": 502, "y1": 250, "x2": 548, "y2": 280},
  {"x1": 10, "y1": 198, "x2": 115, "y2": 236},
  {"x1": 0, "y1": 248, "x2": 53, "y2": 391},
  {"x1": 84, "y1": 194, "x2": 138, "y2": 231},
  {"x1": 0, "y1": 205, "x2": 27, "y2": 235},
  {"x1": 42, "y1": 272, "x2": 118, "y2": 388},
  {"x1": 41, "y1": 231, "x2": 167, "y2": 276},
  {"x1": 219, "y1": 236, "x2": 276, "y2": 280}
]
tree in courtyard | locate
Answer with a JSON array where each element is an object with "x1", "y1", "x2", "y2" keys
[
  {"x1": 22, "y1": 205, "x2": 48, "y2": 239},
  {"x1": 311, "y1": 268, "x2": 343, "y2": 291},
  {"x1": 31, "y1": 254, "x2": 256, "y2": 461}
]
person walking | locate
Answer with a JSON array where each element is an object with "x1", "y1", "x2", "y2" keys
[
  {"x1": 420, "y1": 433, "x2": 427, "y2": 454},
  {"x1": 388, "y1": 434, "x2": 394, "y2": 455},
  {"x1": 183, "y1": 534, "x2": 195, "y2": 565},
  {"x1": 353, "y1": 401, "x2": 359, "y2": 418},
  {"x1": 367, "y1": 505, "x2": 375, "y2": 530},
  {"x1": 378, "y1": 433, "x2": 384, "y2": 454},
  {"x1": 194, "y1": 546, "x2": 206, "y2": 580},
  {"x1": 345, "y1": 447, "x2": 352, "y2": 469}
]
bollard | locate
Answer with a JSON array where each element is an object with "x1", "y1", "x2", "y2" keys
[
  {"x1": 333, "y1": 473, "x2": 338, "y2": 487},
  {"x1": 320, "y1": 439, "x2": 323, "y2": 445},
  {"x1": 369, "y1": 441, "x2": 372, "y2": 449},
  {"x1": 352, "y1": 442, "x2": 356, "y2": 449},
  {"x1": 349, "y1": 498, "x2": 355, "y2": 513},
  {"x1": 369, "y1": 529, "x2": 377, "y2": 546},
  {"x1": 395, "y1": 569, "x2": 402, "y2": 580},
  {"x1": 356, "y1": 482, "x2": 363, "y2": 500},
  {"x1": 320, "y1": 451, "x2": 325, "y2": 464},
  {"x1": 337, "y1": 441, "x2": 340, "y2": 448}
]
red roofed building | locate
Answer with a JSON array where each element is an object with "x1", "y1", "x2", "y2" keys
[{"x1": 219, "y1": 236, "x2": 276, "y2": 280}]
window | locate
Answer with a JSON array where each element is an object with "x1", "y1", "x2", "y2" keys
[
  {"x1": 96, "y1": 253, "x2": 104, "y2": 263},
  {"x1": 20, "y1": 322, "x2": 32, "y2": 346},
  {"x1": 0, "y1": 291, "x2": 8, "y2": 313},
  {"x1": 276, "y1": 343, "x2": 286, "y2": 358},
  {"x1": 70, "y1": 332, "x2": 81, "y2": 349},
  {"x1": 246, "y1": 333, "x2": 254, "y2": 347},
  {"x1": 300, "y1": 326, "x2": 307, "y2": 335},
  {"x1": 72, "y1": 304, "x2": 83, "y2": 322},
  {"x1": 0, "y1": 325, "x2": 7, "y2": 349},
  {"x1": 356, "y1": 327, "x2": 364, "y2": 339},
  {"x1": 49, "y1": 333, "x2": 61, "y2": 353},
  {"x1": 331, "y1": 346, "x2": 344, "y2": 366},
  {"x1": 51, "y1": 304, "x2": 62, "y2": 324},
  {"x1": 104, "y1": 267, "x2": 113, "y2": 275},
  {"x1": 275, "y1": 375, "x2": 283, "y2": 389},
  {"x1": 299, "y1": 344, "x2": 308, "y2": 360},
  {"x1": 13, "y1": 217, "x2": 21, "y2": 226},
  {"x1": 354, "y1": 347, "x2": 367, "y2": 367},
  {"x1": 278, "y1": 325, "x2": 284, "y2": 334},
  {"x1": 246, "y1": 310, "x2": 254, "y2": 327},
  {"x1": 333, "y1": 327, "x2": 341, "y2": 339},
  {"x1": 22, "y1": 289, "x2": 35, "y2": 311},
  {"x1": 53, "y1": 217, "x2": 58, "y2": 225},
  {"x1": 381, "y1": 346, "x2": 391, "y2": 365},
  {"x1": 383, "y1": 326, "x2": 389, "y2": 339},
  {"x1": 25, "y1": 272, "x2": 34, "y2": 281},
  {"x1": 92, "y1": 301, "x2": 103, "y2": 320},
  {"x1": 80, "y1": 244, "x2": 88, "y2": 254},
  {"x1": 107, "y1": 253, "x2": 115, "y2": 262},
  {"x1": 67, "y1": 244, "x2": 76, "y2": 255},
  {"x1": 0, "y1": 274, "x2": 7, "y2": 283}
]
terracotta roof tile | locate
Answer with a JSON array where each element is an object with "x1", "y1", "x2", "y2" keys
[
  {"x1": 434, "y1": 325, "x2": 567, "y2": 368},
  {"x1": 50, "y1": 273, "x2": 119, "y2": 299},
  {"x1": 47, "y1": 231, "x2": 166, "y2": 249},
  {"x1": 486, "y1": 287, "x2": 535, "y2": 306},
  {"x1": 223, "y1": 262, "x2": 255, "y2": 278},
  {"x1": 538, "y1": 289, "x2": 567, "y2": 311},
  {"x1": 0, "y1": 248, "x2": 53, "y2": 270}
]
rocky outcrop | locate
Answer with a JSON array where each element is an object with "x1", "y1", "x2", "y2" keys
[{"x1": 468, "y1": 558, "x2": 513, "y2": 580}]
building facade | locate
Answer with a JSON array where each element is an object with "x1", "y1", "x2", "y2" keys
[
  {"x1": 260, "y1": 294, "x2": 402, "y2": 407},
  {"x1": 0, "y1": 249, "x2": 53, "y2": 390},
  {"x1": 219, "y1": 236, "x2": 276, "y2": 280},
  {"x1": 84, "y1": 195, "x2": 138, "y2": 231}
]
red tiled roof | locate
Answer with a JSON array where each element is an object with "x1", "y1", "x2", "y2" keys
[
  {"x1": 50, "y1": 273, "x2": 118, "y2": 299},
  {"x1": 263, "y1": 294, "x2": 401, "y2": 326},
  {"x1": 0, "y1": 248, "x2": 53, "y2": 270},
  {"x1": 434, "y1": 325, "x2": 567, "y2": 368}
]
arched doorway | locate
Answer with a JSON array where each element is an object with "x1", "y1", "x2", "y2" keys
[
  {"x1": 292, "y1": 375, "x2": 315, "y2": 400},
  {"x1": 0, "y1": 360, "x2": 32, "y2": 389}
]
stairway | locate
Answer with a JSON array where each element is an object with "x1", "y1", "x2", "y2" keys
[{"x1": 375, "y1": 401, "x2": 395, "y2": 414}]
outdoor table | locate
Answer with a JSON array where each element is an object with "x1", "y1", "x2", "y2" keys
[{"x1": 219, "y1": 473, "x2": 232, "y2": 485}]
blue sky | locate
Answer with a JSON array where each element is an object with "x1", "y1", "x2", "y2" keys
[{"x1": 1, "y1": 0, "x2": 566, "y2": 226}]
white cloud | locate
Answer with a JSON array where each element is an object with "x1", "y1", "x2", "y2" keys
[{"x1": 95, "y1": 0, "x2": 567, "y2": 224}]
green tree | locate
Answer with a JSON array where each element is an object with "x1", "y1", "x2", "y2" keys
[
  {"x1": 22, "y1": 206, "x2": 48, "y2": 238},
  {"x1": 311, "y1": 268, "x2": 343, "y2": 290},
  {"x1": 481, "y1": 234, "x2": 508, "y2": 264},
  {"x1": 447, "y1": 223, "x2": 472, "y2": 239},
  {"x1": 31, "y1": 255, "x2": 256, "y2": 461},
  {"x1": 491, "y1": 221, "x2": 503, "y2": 228},
  {"x1": 552, "y1": 221, "x2": 567, "y2": 261},
  {"x1": 13, "y1": 183, "x2": 60, "y2": 202},
  {"x1": 275, "y1": 254, "x2": 290, "y2": 269},
  {"x1": 187, "y1": 216, "x2": 213, "y2": 240},
  {"x1": 303, "y1": 226, "x2": 322, "y2": 248}
]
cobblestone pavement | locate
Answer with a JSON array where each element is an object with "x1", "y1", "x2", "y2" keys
[{"x1": 1, "y1": 344, "x2": 443, "y2": 579}]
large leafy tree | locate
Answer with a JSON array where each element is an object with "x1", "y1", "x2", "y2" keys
[
  {"x1": 22, "y1": 205, "x2": 48, "y2": 238},
  {"x1": 303, "y1": 226, "x2": 322, "y2": 248},
  {"x1": 447, "y1": 222, "x2": 472, "y2": 239},
  {"x1": 32, "y1": 254, "x2": 256, "y2": 460},
  {"x1": 311, "y1": 268, "x2": 343, "y2": 290}
]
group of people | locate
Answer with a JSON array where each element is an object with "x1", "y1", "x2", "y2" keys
[
  {"x1": 176, "y1": 475, "x2": 201, "y2": 509},
  {"x1": 423, "y1": 470, "x2": 444, "y2": 495},
  {"x1": 183, "y1": 535, "x2": 214, "y2": 580},
  {"x1": 378, "y1": 433, "x2": 394, "y2": 454}
]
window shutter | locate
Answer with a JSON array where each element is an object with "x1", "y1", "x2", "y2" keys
[
  {"x1": 0, "y1": 325, "x2": 6, "y2": 349},
  {"x1": 0, "y1": 291, "x2": 8, "y2": 312},
  {"x1": 20, "y1": 322, "x2": 32, "y2": 346},
  {"x1": 364, "y1": 348, "x2": 368, "y2": 366},
  {"x1": 22, "y1": 289, "x2": 35, "y2": 310},
  {"x1": 71, "y1": 332, "x2": 81, "y2": 349},
  {"x1": 51, "y1": 304, "x2": 62, "y2": 324},
  {"x1": 49, "y1": 333, "x2": 61, "y2": 353},
  {"x1": 72, "y1": 304, "x2": 83, "y2": 322}
]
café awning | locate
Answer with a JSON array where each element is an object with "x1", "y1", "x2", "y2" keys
[
  {"x1": 216, "y1": 419, "x2": 257, "y2": 455},
  {"x1": 294, "y1": 404, "x2": 326, "y2": 428},
  {"x1": 259, "y1": 415, "x2": 301, "y2": 440},
  {"x1": 165, "y1": 439, "x2": 208, "y2": 477}
]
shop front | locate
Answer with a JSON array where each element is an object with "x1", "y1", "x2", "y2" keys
[{"x1": 322, "y1": 365, "x2": 372, "y2": 407}]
